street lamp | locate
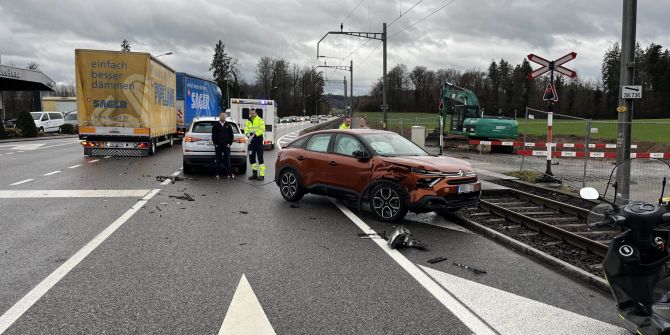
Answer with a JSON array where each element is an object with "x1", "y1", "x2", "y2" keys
[{"x1": 155, "y1": 51, "x2": 173, "y2": 58}]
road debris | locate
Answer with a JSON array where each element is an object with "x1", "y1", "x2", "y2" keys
[
  {"x1": 453, "y1": 261, "x2": 487, "y2": 274},
  {"x1": 357, "y1": 232, "x2": 387, "y2": 240},
  {"x1": 387, "y1": 226, "x2": 428, "y2": 250},
  {"x1": 290, "y1": 204, "x2": 300, "y2": 208},
  {"x1": 426, "y1": 256, "x2": 449, "y2": 264},
  {"x1": 239, "y1": 211, "x2": 248, "y2": 214},
  {"x1": 169, "y1": 193, "x2": 195, "y2": 201},
  {"x1": 156, "y1": 175, "x2": 184, "y2": 184}
]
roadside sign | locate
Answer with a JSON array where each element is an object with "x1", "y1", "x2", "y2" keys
[
  {"x1": 543, "y1": 83, "x2": 559, "y2": 102},
  {"x1": 621, "y1": 85, "x2": 642, "y2": 99},
  {"x1": 527, "y1": 52, "x2": 577, "y2": 80}
]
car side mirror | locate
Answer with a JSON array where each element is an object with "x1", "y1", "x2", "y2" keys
[
  {"x1": 353, "y1": 150, "x2": 370, "y2": 160},
  {"x1": 579, "y1": 187, "x2": 600, "y2": 200}
]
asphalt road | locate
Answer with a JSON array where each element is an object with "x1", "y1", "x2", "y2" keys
[{"x1": 0, "y1": 122, "x2": 628, "y2": 334}]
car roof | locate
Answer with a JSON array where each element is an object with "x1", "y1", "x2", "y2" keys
[
  {"x1": 193, "y1": 116, "x2": 234, "y2": 122},
  {"x1": 309, "y1": 128, "x2": 391, "y2": 135}
]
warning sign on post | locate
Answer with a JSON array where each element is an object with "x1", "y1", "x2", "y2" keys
[{"x1": 543, "y1": 83, "x2": 559, "y2": 102}]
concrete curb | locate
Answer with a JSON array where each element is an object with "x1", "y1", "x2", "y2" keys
[
  {"x1": 452, "y1": 212, "x2": 611, "y2": 294},
  {"x1": 0, "y1": 135, "x2": 78, "y2": 144}
]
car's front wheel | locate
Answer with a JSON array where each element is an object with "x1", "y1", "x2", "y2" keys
[
  {"x1": 369, "y1": 182, "x2": 408, "y2": 222},
  {"x1": 279, "y1": 168, "x2": 304, "y2": 202}
]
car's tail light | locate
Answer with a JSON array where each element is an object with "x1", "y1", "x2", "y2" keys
[
  {"x1": 184, "y1": 136, "x2": 201, "y2": 142},
  {"x1": 234, "y1": 137, "x2": 246, "y2": 144}
]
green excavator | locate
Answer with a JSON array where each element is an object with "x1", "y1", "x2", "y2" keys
[{"x1": 440, "y1": 82, "x2": 518, "y2": 140}]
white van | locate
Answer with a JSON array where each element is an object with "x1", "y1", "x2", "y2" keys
[
  {"x1": 31, "y1": 111, "x2": 65, "y2": 134},
  {"x1": 228, "y1": 99, "x2": 276, "y2": 150}
]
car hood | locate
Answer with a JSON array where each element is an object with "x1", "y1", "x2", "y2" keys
[{"x1": 379, "y1": 155, "x2": 474, "y2": 173}]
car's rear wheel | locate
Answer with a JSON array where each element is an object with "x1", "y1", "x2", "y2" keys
[
  {"x1": 369, "y1": 182, "x2": 408, "y2": 222},
  {"x1": 279, "y1": 168, "x2": 304, "y2": 202}
]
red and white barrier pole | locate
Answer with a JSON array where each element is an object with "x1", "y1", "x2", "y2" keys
[{"x1": 547, "y1": 111, "x2": 553, "y2": 169}]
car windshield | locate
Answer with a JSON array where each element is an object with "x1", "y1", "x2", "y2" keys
[
  {"x1": 65, "y1": 113, "x2": 77, "y2": 120},
  {"x1": 30, "y1": 112, "x2": 41, "y2": 120},
  {"x1": 192, "y1": 121, "x2": 215, "y2": 133},
  {"x1": 361, "y1": 133, "x2": 429, "y2": 157}
]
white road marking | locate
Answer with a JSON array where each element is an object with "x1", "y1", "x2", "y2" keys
[
  {"x1": 0, "y1": 189, "x2": 160, "y2": 334},
  {"x1": 332, "y1": 199, "x2": 497, "y2": 335},
  {"x1": 6, "y1": 153, "x2": 13, "y2": 155},
  {"x1": 68, "y1": 164, "x2": 82, "y2": 169},
  {"x1": 42, "y1": 170, "x2": 62, "y2": 176},
  {"x1": 9, "y1": 179, "x2": 34, "y2": 186},
  {"x1": 277, "y1": 131, "x2": 302, "y2": 149},
  {"x1": 171, "y1": 170, "x2": 181, "y2": 177},
  {"x1": 103, "y1": 156, "x2": 111, "y2": 159},
  {"x1": 16, "y1": 151, "x2": 24, "y2": 153},
  {"x1": 219, "y1": 274, "x2": 276, "y2": 335},
  {"x1": 420, "y1": 266, "x2": 626, "y2": 334},
  {"x1": 38, "y1": 141, "x2": 80, "y2": 150},
  {"x1": 89, "y1": 159, "x2": 100, "y2": 163},
  {"x1": 0, "y1": 190, "x2": 151, "y2": 198}
]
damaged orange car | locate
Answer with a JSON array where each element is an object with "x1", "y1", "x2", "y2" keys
[{"x1": 275, "y1": 129, "x2": 481, "y2": 222}]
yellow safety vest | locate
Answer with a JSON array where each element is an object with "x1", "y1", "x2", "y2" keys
[
  {"x1": 339, "y1": 123, "x2": 350, "y2": 130},
  {"x1": 244, "y1": 116, "x2": 265, "y2": 137}
]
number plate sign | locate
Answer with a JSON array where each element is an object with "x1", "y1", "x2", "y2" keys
[
  {"x1": 622, "y1": 86, "x2": 642, "y2": 99},
  {"x1": 458, "y1": 184, "x2": 479, "y2": 194}
]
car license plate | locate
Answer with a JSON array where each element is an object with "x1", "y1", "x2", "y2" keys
[
  {"x1": 106, "y1": 142, "x2": 125, "y2": 148},
  {"x1": 458, "y1": 184, "x2": 477, "y2": 194}
]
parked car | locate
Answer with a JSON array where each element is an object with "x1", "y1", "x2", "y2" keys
[
  {"x1": 3, "y1": 118, "x2": 17, "y2": 128},
  {"x1": 30, "y1": 111, "x2": 64, "y2": 134},
  {"x1": 182, "y1": 117, "x2": 247, "y2": 174},
  {"x1": 275, "y1": 129, "x2": 480, "y2": 222},
  {"x1": 310, "y1": 116, "x2": 320, "y2": 123},
  {"x1": 280, "y1": 118, "x2": 290, "y2": 123},
  {"x1": 63, "y1": 111, "x2": 78, "y2": 131}
]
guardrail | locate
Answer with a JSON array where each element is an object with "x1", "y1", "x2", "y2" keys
[{"x1": 299, "y1": 117, "x2": 344, "y2": 136}]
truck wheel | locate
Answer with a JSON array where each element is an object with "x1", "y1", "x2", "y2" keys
[
  {"x1": 183, "y1": 160, "x2": 193, "y2": 174},
  {"x1": 369, "y1": 182, "x2": 409, "y2": 222},
  {"x1": 279, "y1": 168, "x2": 304, "y2": 202},
  {"x1": 39, "y1": 127, "x2": 44, "y2": 134}
]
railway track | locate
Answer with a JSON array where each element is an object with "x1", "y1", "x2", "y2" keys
[{"x1": 467, "y1": 188, "x2": 610, "y2": 258}]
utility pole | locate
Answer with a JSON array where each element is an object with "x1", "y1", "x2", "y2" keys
[
  {"x1": 343, "y1": 76, "x2": 347, "y2": 116},
  {"x1": 616, "y1": 0, "x2": 637, "y2": 203},
  {"x1": 317, "y1": 62, "x2": 354, "y2": 117},
  {"x1": 350, "y1": 60, "x2": 354, "y2": 118},
  {"x1": 317, "y1": 23, "x2": 386, "y2": 127},
  {"x1": 382, "y1": 22, "x2": 388, "y2": 129}
]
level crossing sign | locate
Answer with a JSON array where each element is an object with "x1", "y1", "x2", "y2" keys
[{"x1": 543, "y1": 83, "x2": 559, "y2": 102}]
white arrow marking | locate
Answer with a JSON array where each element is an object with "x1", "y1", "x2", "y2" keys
[
  {"x1": 219, "y1": 274, "x2": 276, "y2": 335},
  {"x1": 6, "y1": 143, "x2": 44, "y2": 151},
  {"x1": 420, "y1": 265, "x2": 627, "y2": 334}
]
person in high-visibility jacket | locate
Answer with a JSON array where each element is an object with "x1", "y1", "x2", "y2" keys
[
  {"x1": 244, "y1": 109, "x2": 266, "y2": 181},
  {"x1": 339, "y1": 116, "x2": 351, "y2": 129}
]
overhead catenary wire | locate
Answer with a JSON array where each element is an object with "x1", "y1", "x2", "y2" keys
[
  {"x1": 342, "y1": 0, "x2": 367, "y2": 24},
  {"x1": 358, "y1": 41, "x2": 383, "y2": 65},
  {"x1": 389, "y1": 0, "x2": 458, "y2": 38},
  {"x1": 388, "y1": 0, "x2": 425, "y2": 27}
]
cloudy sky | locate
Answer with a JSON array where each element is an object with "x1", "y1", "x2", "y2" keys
[{"x1": 1, "y1": 0, "x2": 668, "y2": 95}]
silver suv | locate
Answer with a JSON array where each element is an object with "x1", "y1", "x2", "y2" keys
[{"x1": 182, "y1": 117, "x2": 248, "y2": 174}]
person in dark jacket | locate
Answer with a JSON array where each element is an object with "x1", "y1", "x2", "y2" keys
[{"x1": 211, "y1": 112, "x2": 235, "y2": 179}]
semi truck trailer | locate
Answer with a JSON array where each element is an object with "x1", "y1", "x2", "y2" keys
[
  {"x1": 75, "y1": 49, "x2": 177, "y2": 156},
  {"x1": 176, "y1": 72, "x2": 221, "y2": 138}
]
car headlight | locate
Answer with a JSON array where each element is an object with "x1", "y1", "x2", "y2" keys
[{"x1": 411, "y1": 167, "x2": 430, "y2": 174}]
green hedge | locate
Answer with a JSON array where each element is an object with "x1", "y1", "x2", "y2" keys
[{"x1": 16, "y1": 110, "x2": 38, "y2": 137}]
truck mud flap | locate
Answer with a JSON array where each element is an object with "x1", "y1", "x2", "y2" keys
[{"x1": 85, "y1": 148, "x2": 148, "y2": 157}]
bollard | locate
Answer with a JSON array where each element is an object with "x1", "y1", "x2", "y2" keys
[{"x1": 411, "y1": 126, "x2": 426, "y2": 148}]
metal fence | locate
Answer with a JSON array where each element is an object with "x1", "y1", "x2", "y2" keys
[{"x1": 515, "y1": 107, "x2": 670, "y2": 203}]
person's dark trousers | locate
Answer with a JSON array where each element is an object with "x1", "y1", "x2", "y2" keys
[
  {"x1": 248, "y1": 137, "x2": 265, "y2": 177},
  {"x1": 215, "y1": 145, "x2": 231, "y2": 176}
]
